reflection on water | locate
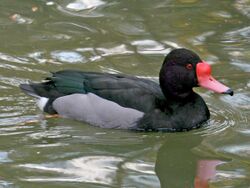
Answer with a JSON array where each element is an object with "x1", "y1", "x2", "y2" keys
[
  {"x1": 19, "y1": 155, "x2": 160, "y2": 187},
  {"x1": 234, "y1": 0, "x2": 250, "y2": 18},
  {"x1": 0, "y1": 151, "x2": 12, "y2": 163},
  {"x1": 0, "y1": 0, "x2": 249, "y2": 187},
  {"x1": 11, "y1": 120, "x2": 161, "y2": 187},
  {"x1": 131, "y1": 40, "x2": 170, "y2": 55},
  {"x1": 66, "y1": 0, "x2": 105, "y2": 11},
  {"x1": 57, "y1": 0, "x2": 106, "y2": 17},
  {"x1": 51, "y1": 50, "x2": 86, "y2": 63},
  {"x1": 20, "y1": 156, "x2": 123, "y2": 184},
  {"x1": 196, "y1": 128, "x2": 250, "y2": 187}
]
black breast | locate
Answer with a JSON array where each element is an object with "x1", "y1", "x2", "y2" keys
[{"x1": 134, "y1": 93, "x2": 210, "y2": 132}]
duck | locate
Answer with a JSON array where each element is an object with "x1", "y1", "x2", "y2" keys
[{"x1": 20, "y1": 48, "x2": 233, "y2": 132}]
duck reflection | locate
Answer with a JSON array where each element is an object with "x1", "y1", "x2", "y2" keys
[{"x1": 155, "y1": 133, "x2": 224, "y2": 188}]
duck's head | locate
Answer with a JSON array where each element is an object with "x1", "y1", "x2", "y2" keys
[{"x1": 159, "y1": 48, "x2": 233, "y2": 99}]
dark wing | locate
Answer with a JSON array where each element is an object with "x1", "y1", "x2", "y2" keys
[{"x1": 20, "y1": 70, "x2": 165, "y2": 113}]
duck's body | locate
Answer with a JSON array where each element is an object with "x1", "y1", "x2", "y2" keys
[{"x1": 20, "y1": 49, "x2": 233, "y2": 131}]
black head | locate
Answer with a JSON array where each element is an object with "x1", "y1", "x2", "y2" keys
[
  {"x1": 159, "y1": 48, "x2": 202, "y2": 99},
  {"x1": 159, "y1": 48, "x2": 233, "y2": 100}
]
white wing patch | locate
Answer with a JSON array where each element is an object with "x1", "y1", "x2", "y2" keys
[
  {"x1": 37, "y1": 97, "x2": 49, "y2": 111},
  {"x1": 52, "y1": 93, "x2": 144, "y2": 129}
]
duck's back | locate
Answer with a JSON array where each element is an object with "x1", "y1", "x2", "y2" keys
[{"x1": 20, "y1": 70, "x2": 165, "y2": 114}]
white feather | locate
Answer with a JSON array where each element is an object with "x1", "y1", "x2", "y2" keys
[{"x1": 37, "y1": 97, "x2": 49, "y2": 111}]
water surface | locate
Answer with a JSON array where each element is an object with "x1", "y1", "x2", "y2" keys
[{"x1": 0, "y1": 0, "x2": 249, "y2": 187}]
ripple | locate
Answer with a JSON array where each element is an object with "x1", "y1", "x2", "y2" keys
[
  {"x1": 231, "y1": 60, "x2": 250, "y2": 72},
  {"x1": 27, "y1": 51, "x2": 48, "y2": 64},
  {"x1": 177, "y1": 0, "x2": 199, "y2": 3},
  {"x1": 197, "y1": 127, "x2": 250, "y2": 162},
  {"x1": 0, "y1": 180, "x2": 14, "y2": 187},
  {"x1": 75, "y1": 47, "x2": 102, "y2": 62},
  {"x1": 194, "y1": 95, "x2": 245, "y2": 135},
  {"x1": 223, "y1": 26, "x2": 250, "y2": 43},
  {"x1": 0, "y1": 52, "x2": 29, "y2": 64},
  {"x1": 131, "y1": 40, "x2": 171, "y2": 55},
  {"x1": 66, "y1": 0, "x2": 105, "y2": 11},
  {"x1": 10, "y1": 14, "x2": 33, "y2": 24},
  {"x1": 0, "y1": 76, "x2": 27, "y2": 88},
  {"x1": 211, "y1": 168, "x2": 248, "y2": 187},
  {"x1": 0, "y1": 63, "x2": 32, "y2": 72},
  {"x1": 163, "y1": 41, "x2": 183, "y2": 49},
  {"x1": 236, "y1": 128, "x2": 250, "y2": 135},
  {"x1": 0, "y1": 61, "x2": 43, "y2": 73},
  {"x1": 0, "y1": 115, "x2": 38, "y2": 127},
  {"x1": 51, "y1": 51, "x2": 86, "y2": 63},
  {"x1": 209, "y1": 11, "x2": 232, "y2": 19},
  {"x1": 0, "y1": 112, "x2": 22, "y2": 118},
  {"x1": 31, "y1": 33, "x2": 72, "y2": 42},
  {"x1": 222, "y1": 145, "x2": 250, "y2": 158},
  {"x1": 123, "y1": 162, "x2": 156, "y2": 174},
  {"x1": 27, "y1": 130, "x2": 71, "y2": 140},
  {"x1": 117, "y1": 22, "x2": 146, "y2": 36},
  {"x1": 19, "y1": 156, "x2": 123, "y2": 185},
  {"x1": 222, "y1": 93, "x2": 250, "y2": 110},
  {"x1": 99, "y1": 66, "x2": 122, "y2": 74},
  {"x1": 71, "y1": 131, "x2": 144, "y2": 146},
  {"x1": 216, "y1": 170, "x2": 246, "y2": 179},
  {"x1": 234, "y1": 0, "x2": 250, "y2": 18},
  {"x1": 212, "y1": 139, "x2": 250, "y2": 163},
  {"x1": 30, "y1": 143, "x2": 69, "y2": 148},
  {"x1": 96, "y1": 44, "x2": 133, "y2": 57},
  {"x1": 57, "y1": 0, "x2": 106, "y2": 17},
  {"x1": 44, "y1": 22, "x2": 97, "y2": 35},
  {"x1": 46, "y1": 1, "x2": 55, "y2": 6},
  {"x1": 0, "y1": 151, "x2": 12, "y2": 163},
  {"x1": 190, "y1": 31, "x2": 215, "y2": 45}
]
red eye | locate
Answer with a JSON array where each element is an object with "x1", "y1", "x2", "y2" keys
[{"x1": 186, "y1": 63, "x2": 193, "y2": 70}]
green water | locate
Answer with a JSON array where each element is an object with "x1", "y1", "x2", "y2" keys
[{"x1": 0, "y1": 0, "x2": 249, "y2": 187}]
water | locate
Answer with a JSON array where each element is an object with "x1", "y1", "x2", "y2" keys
[{"x1": 0, "y1": 0, "x2": 249, "y2": 187}]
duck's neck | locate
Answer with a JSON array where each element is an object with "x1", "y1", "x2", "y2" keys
[
  {"x1": 159, "y1": 67, "x2": 197, "y2": 103},
  {"x1": 162, "y1": 88, "x2": 196, "y2": 103}
]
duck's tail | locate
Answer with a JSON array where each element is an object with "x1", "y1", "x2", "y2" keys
[
  {"x1": 20, "y1": 83, "x2": 40, "y2": 98},
  {"x1": 19, "y1": 83, "x2": 56, "y2": 114}
]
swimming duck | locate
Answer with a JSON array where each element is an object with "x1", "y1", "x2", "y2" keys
[{"x1": 20, "y1": 48, "x2": 233, "y2": 131}]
